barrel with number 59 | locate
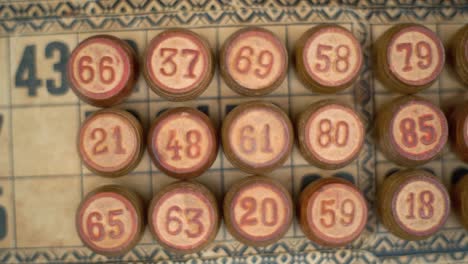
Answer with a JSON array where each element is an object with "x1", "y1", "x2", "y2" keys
[
  {"x1": 76, "y1": 185, "x2": 145, "y2": 256},
  {"x1": 378, "y1": 169, "x2": 450, "y2": 240},
  {"x1": 374, "y1": 24, "x2": 445, "y2": 94},
  {"x1": 377, "y1": 96, "x2": 448, "y2": 167},
  {"x1": 299, "y1": 177, "x2": 368, "y2": 247},
  {"x1": 67, "y1": 35, "x2": 138, "y2": 107}
]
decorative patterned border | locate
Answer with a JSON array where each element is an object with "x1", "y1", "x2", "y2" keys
[{"x1": 0, "y1": 0, "x2": 467, "y2": 263}]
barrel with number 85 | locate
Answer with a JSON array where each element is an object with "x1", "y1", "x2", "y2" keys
[
  {"x1": 378, "y1": 169, "x2": 450, "y2": 240},
  {"x1": 76, "y1": 185, "x2": 145, "y2": 256},
  {"x1": 377, "y1": 96, "x2": 448, "y2": 167},
  {"x1": 148, "y1": 181, "x2": 220, "y2": 254}
]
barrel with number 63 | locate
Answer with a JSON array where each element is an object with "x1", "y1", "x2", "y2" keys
[
  {"x1": 377, "y1": 96, "x2": 448, "y2": 167},
  {"x1": 378, "y1": 169, "x2": 450, "y2": 240},
  {"x1": 148, "y1": 181, "x2": 220, "y2": 254},
  {"x1": 76, "y1": 185, "x2": 145, "y2": 256}
]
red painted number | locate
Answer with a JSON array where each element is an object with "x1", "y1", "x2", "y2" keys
[
  {"x1": 399, "y1": 114, "x2": 436, "y2": 148},
  {"x1": 317, "y1": 119, "x2": 349, "y2": 148},
  {"x1": 165, "y1": 205, "x2": 204, "y2": 238},
  {"x1": 239, "y1": 197, "x2": 278, "y2": 227},
  {"x1": 78, "y1": 55, "x2": 116, "y2": 86},
  {"x1": 319, "y1": 198, "x2": 356, "y2": 228},
  {"x1": 159, "y1": 48, "x2": 200, "y2": 79},
  {"x1": 315, "y1": 44, "x2": 351, "y2": 73},
  {"x1": 86, "y1": 209, "x2": 124, "y2": 241},
  {"x1": 405, "y1": 190, "x2": 435, "y2": 220},
  {"x1": 396, "y1": 41, "x2": 432, "y2": 72},
  {"x1": 166, "y1": 129, "x2": 202, "y2": 160},
  {"x1": 239, "y1": 124, "x2": 273, "y2": 154},
  {"x1": 90, "y1": 126, "x2": 126, "y2": 155},
  {"x1": 234, "y1": 46, "x2": 274, "y2": 78}
]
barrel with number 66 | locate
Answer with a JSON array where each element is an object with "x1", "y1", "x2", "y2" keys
[
  {"x1": 378, "y1": 169, "x2": 450, "y2": 240},
  {"x1": 377, "y1": 96, "x2": 448, "y2": 167},
  {"x1": 68, "y1": 35, "x2": 138, "y2": 107},
  {"x1": 76, "y1": 185, "x2": 145, "y2": 256}
]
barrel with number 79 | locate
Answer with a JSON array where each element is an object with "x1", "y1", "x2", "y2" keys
[{"x1": 377, "y1": 96, "x2": 448, "y2": 167}]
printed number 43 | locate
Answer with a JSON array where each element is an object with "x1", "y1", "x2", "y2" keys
[{"x1": 15, "y1": 42, "x2": 69, "y2": 96}]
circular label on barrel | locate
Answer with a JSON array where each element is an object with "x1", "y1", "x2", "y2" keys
[
  {"x1": 390, "y1": 100, "x2": 447, "y2": 161},
  {"x1": 77, "y1": 192, "x2": 138, "y2": 253},
  {"x1": 306, "y1": 182, "x2": 367, "y2": 245},
  {"x1": 303, "y1": 26, "x2": 362, "y2": 87},
  {"x1": 392, "y1": 176, "x2": 449, "y2": 236},
  {"x1": 304, "y1": 104, "x2": 364, "y2": 165},
  {"x1": 79, "y1": 112, "x2": 138, "y2": 173},
  {"x1": 224, "y1": 29, "x2": 286, "y2": 90},
  {"x1": 151, "y1": 188, "x2": 216, "y2": 251},
  {"x1": 229, "y1": 182, "x2": 291, "y2": 242},
  {"x1": 146, "y1": 31, "x2": 210, "y2": 93},
  {"x1": 387, "y1": 26, "x2": 444, "y2": 86},
  {"x1": 69, "y1": 37, "x2": 131, "y2": 98}
]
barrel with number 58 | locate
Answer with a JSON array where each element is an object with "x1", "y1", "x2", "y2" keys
[
  {"x1": 68, "y1": 35, "x2": 138, "y2": 107},
  {"x1": 76, "y1": 185, "x2": 145, "y2": 256},
  {"x1": 377, "y1": 96, "x2": 448, "y2": 167},
  {"x1": 295, "y1": 24, "x2": 363, "y2": 93},
  {"x1": 299, "y1": 177, "x2": 368, "y2": 247},
  {"x1": 148, "y1": 181, "x2": 220, "y2": 254},
  {"x1": 378, "y1": 169, "x2": 450, "y2": 240},
  {"x1": 374, "y1": 24, "x2": 445, "y2": 94}
]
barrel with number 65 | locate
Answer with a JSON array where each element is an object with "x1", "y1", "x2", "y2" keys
[
  {"x1": 378, "y1": 169, "x2": 450, "y2": 240},
  {"x1": 68, "y1": 35, "x2": 138, "y2": 107},
  {"x1": 374, "y1": 24, "x2": 445, "y2": 94},
  {"x1": 148, "y1": 181, "x2": 220, "y2": 254},
  {"x1": 76, "y1": 185, "x2": 145, "y2": 256},
  {"x1": 299, "y1": 177, "x2": 368, "y2": 247},
  {"x1": 295, "y1": 24, "x2": 363, "y2": 93},
  {"x1": 377, "y1": 96, "x2": 448, "y2": 167}
]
